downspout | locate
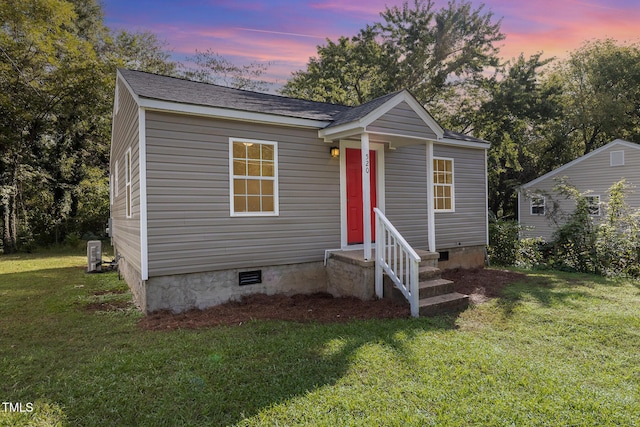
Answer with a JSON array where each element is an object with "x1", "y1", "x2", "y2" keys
[{"x1": 426, "y1": 141, "x2": 436, "y2": 252}]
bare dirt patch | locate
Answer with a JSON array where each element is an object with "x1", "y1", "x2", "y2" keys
[
  {"x1": 138, "y1": 268, "x2": 528, "y2": 330},
  {"x1": 444, "y1": 267, "x2": 528, "y2": 304},
  {"x1": 83, "y1": 300, "x2": 132, "y2": 312},
  {"x1": 93, "y1": 289, "x2": 127, "y2": 296}
]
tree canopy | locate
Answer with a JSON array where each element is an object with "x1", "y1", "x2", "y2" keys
[{"x1": 282, "y1": 0, "x2": 504, "y2": 115}]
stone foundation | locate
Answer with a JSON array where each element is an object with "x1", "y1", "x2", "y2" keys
[
  {"x1": 143, "y1": 262, "x2": 327, "y2": 314},
  {"x1": 436, "y1": 245, "x2": 486, "y2": 270}
]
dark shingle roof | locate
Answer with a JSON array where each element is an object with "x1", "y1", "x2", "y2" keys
[
  {"x1": 327, "y1": 91, "x2": 403, "y2": 128},
  {"x1": 443, "y1": 130, "x2": 489, "y2": 145},
  {"x1": 118, "y1": 68, "x2": 350, "y2": 122},
  {"x1": 118, "y1": 69, "x2": 488, "y2": 145}
]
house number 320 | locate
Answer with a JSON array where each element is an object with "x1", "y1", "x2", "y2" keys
[{"x1": 365, "y1": 153, "x2": 370, "y2": 173}]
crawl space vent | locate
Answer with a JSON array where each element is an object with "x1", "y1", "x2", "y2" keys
[
  {"x1": 239, "y1": 270, "x2": 262, "y2": 286},
  {"x1": 438, "y1": 251, "x2": 449, "y2": 262},
  {"x1": 610, "y1": 150, "x2": 625, "y2": 167}
]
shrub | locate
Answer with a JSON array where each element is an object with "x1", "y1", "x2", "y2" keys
[
  {"x1": 488, "y1": 218, "x2": 520, "y2": 266},
  {"x1": 545, "y1": 179, "x2": 640, "y2": 278}
]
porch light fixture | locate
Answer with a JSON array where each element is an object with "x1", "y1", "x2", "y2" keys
[{"x1": 330, "y1": 146, "x2": 340, "y2": 158}]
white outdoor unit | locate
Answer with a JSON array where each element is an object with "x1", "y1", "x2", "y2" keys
[{"x1": 87, "y1": 240, "x2": 102, "y2": 272}]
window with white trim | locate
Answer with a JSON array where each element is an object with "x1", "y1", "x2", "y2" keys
[
  {"x1": 530, "y1": 195, "x2": 545, "y2": 215},
  {"x1": 433, "y1": 157, "x2": 454, "y2": 212},
  {"x1": 125, "y1": 148, "x2": 132, "y2": 218},
  {"x1": 586, "y1": 195, "x2": 601, "y2": 216},
  {"x1": 229, "y1": 138, "x2": 278, "y2": 216}
]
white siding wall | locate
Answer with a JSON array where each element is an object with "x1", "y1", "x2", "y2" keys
[
  {"x1": 520, "y1": 144, "x2": 640, "y2": 241},
  {"x1": 145, "y1": 112, "x2": 341, "y2": 277}
]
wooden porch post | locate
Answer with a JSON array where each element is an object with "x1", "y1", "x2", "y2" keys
[
  {"x1": 361, "y1": 132, "x2": 372, "y2": 260},
  {"x1": 426, "y1": 140, "x2": 436, "y2": 252}
]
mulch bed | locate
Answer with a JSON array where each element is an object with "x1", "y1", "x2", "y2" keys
[{"x1": 138, "y1": 268, "x2": 527, "y2": 330}]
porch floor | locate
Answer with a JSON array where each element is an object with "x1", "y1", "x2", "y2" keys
[{"x1": 330, "y1": 248, "x2": 439, "y2": 266}]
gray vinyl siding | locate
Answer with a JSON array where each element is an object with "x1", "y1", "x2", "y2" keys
[
  {"x1": 384, "y1": 145, "x2": 429, "y2": 251},
  {"x1": 368, "y1": 102, "x2": 438, "y2": 140},
  {"x1": 110, "y1": 81, "x2": 142, "y2": 272},
  {"x1": 433, "y1": 144, "x2": 487, "y2": 249},
  {"x1": 520, "y1": 143, "x2": 640, "y2": 241},
  {"x1": 145, "y1": 111, "x2": 341, "y2": 277}
]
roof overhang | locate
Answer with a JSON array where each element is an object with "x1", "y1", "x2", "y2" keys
[
  {"x1": 137, "y1": 97, "x2": 331, "y2": 129},
  {"x1": 116, "y1": 70, "x2": 330, "y2": 129}
]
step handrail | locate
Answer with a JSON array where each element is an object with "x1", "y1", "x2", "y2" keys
[{"x1": 374, "y1": 207, "x2": 421, "y2": 317}]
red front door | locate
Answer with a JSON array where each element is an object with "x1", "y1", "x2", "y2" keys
[{"x1": 346, "y1": 148, "x2": 377, "y2": 244}]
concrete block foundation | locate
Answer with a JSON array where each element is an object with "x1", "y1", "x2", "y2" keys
[
  {"x1": 142, "y1": 261, "x2": 327, "y2": 314},
  {"x1": 437, "y1": 245, "x2": 486, "y2": 270}
]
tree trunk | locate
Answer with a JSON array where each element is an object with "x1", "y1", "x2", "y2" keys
[{"x1": 2, "y1": 189, "x2": 18, "y2": 254}]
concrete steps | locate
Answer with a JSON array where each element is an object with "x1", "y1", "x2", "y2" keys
[{"x1": 383, "y1": 251, "x2": 469, "y2": 316}]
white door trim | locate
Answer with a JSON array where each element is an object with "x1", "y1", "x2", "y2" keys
[{"x1": 339, "y1": 140, "x2": 386, "y2": 249}]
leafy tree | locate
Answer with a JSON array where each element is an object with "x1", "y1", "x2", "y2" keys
[
  {"x1": 182, "y1": 49, "x2": 271, "y2": 92},
  {"x1": 104, "y1": 30, "x2": 179, "y2": 76},
  {"x1": 0, "y1": 0, "x2": 99, "y2": 251},
  {"x1": 282, "y1": 0, "x2": 504, "y2": 118},
  {"x1": 550, "y1": 39, "x2": 640, "y2": 155},
  {"x1": 0, "y1": 0, "x2": 178, "y2": 252},
  {"x1": 470, "y1": 53, "x2": 561, "y2": 218},
  {"x1": 281, "y1": 28, "x2": 395, "y2": 105}
]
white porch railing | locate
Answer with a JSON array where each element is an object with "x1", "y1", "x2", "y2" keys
[{"x1": 374, "y1": 207, "x2": 421, "y2": 317}]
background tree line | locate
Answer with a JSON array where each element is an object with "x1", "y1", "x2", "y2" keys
[{"x1": 2, "y1": 0, "x2": 639, "y2": 253}]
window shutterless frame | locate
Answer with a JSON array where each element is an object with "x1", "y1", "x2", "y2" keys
[
  {"x1": 433, "y1": 157, "x2": 455, "y2": 212},
  {"x1": 229, "y1": 138, "x2": 279, "y2": 216},
  {"x1": 125, "y1": 148, "x2": 132, "y2": 218},
  {"x1": 530, "y1": 195, "x2": 545, "y2": 215},
  {"x1": 586, "y1": 195, "x2": 601, "y2": 216}
]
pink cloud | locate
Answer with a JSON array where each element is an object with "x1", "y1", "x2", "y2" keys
[
  {"x1": 309, "y1": 0, "x2": 390, "y2": 16},
  {"x1": 495, "y1": 0, "x2": 640, "y2": 60}
]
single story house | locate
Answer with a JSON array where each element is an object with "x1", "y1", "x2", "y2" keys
[
  {"x1": 518, "y1": 138, "x2": 640, "y2": 241},
  {"x1": 110, "y1": 68, "x2": 490, "y2": 314}
]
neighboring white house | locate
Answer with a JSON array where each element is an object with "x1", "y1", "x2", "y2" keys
[
  {"x1": 518, "y1": 139, "x2": 640, "y2": 241},
  {"x1": 110, "y1": 69, "x2": 491, "y2": 314}
]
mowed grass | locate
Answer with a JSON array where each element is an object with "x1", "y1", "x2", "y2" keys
[{"x1": 1, "y1": 252, "x2": 639, "y2": 426}]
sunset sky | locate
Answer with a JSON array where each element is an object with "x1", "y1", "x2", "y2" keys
[{"x1": 102, "y1": 0, "x2": 640, "y2": 86}]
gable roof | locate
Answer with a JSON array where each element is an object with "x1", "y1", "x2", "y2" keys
[
  {"x1": 117, "y1": 68, "x2": 488, "y2": 147},
  {"x1": 521, "y1": 139, "x2": 640, "y2": 189},
  {"x1": 118, "y1": 68, "x2": 350, "y2": 122}
]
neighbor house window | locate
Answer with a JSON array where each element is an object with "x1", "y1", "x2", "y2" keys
[
  {"x1": 586, "y1": 195, "x2": 601, "y2": 216},
  {"x1": 125, "y1": 148, "x2": 132, "y2": 218},
  {"x1": 229, "y1": 138, "x2": 278, "y2": 216},
  {"x1": 530, "y1": 195, "x2": 545, "y2": 215},
  {"x1": 433, "y1": 157, "x2": 454, "y2": 212}
]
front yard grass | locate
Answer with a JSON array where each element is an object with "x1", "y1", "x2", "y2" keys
[{"x1": 1, "y1": 252, "x2": 639, "y2": 426}]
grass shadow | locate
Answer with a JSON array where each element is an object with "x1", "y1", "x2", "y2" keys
[{"x1": 494, "y1": 270, "x2": 601, "y2": 317}]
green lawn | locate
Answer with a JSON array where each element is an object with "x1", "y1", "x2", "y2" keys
[{"x1": 1, "y1": 252, "x2": 639, "y2": 426}]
